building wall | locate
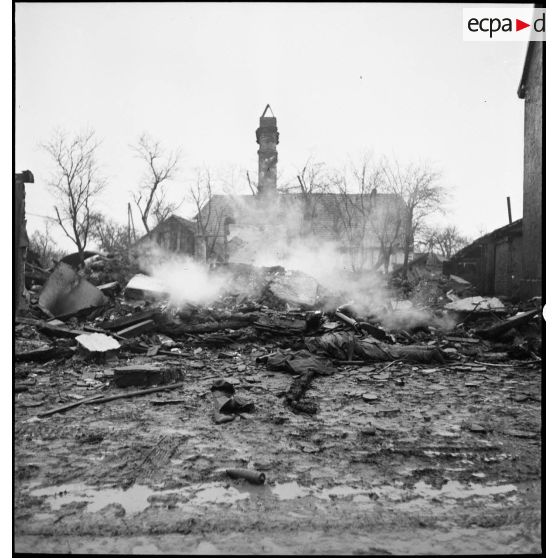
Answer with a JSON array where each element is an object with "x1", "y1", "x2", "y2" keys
[
  {"x1": 494, "y1": 235, "x2": 523, "y2": 298},
  {"x1": 521, "y1": 41, "x2": 543, "y2": 298},
  {"x1": 444, "y1": 221, "x2": 523, "y2": 298}
]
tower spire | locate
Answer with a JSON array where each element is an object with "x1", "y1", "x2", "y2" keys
[{"x1": 256, "y1": 105, "x2": 279, "y2": 195}]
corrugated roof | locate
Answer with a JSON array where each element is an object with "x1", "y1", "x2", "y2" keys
[{"x1": 450, "y1": 219, "x2": 523, "y2": 261}]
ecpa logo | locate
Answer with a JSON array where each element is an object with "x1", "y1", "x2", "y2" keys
[{"x1": 463, "y1": 8, "x2": 545, "y2": 41}]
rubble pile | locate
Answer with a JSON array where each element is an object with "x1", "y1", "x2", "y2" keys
[{"x1": 15, "y1": 258, "x2": 543, "y2": 421}]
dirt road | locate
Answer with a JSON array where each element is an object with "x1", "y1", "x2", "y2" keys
[{"x1": 14, "y1": 347, "x2": 542, "y2": 554}]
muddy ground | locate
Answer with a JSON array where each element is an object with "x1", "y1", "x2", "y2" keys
[{"x1": 14, "y1": 342, "x2": 541, "y2": 554}]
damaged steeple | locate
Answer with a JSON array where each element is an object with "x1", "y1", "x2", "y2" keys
[{"x1": 256, "y1": 104, "x2": 279, "y2": 195}]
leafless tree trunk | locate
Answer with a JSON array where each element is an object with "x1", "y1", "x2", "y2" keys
[
  {"x1": 189, "y1": 169, "x2": 226, "y2": 260},
  {"x1": 41, "y1": 129, "x2": 106, "y2": 265},
  {"x1": 369, "y1": 197, "x2": 404, "y2": 273},
  {"x1": 282, "y1": 158, "x2": 327, "y2": 237},
  {"x1": 131, "y1": 133, "x2": 182, "y2": 233},
  {"x1": 324, "y1": 156, "x2": 385, "y2": 272},
  {"x1": 381, "y1": 159, "x2": 446, "y2": 278}
]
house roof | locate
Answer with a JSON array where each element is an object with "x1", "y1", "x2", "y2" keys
[
  {"x1": 450, "y1": 219, "x2": 523, "y2": 261},
  {"x1": 134, "y1": 213, "x2": 197, "y2": 245},
  {"x1": 166, "y1": 214, "x2": 197, "y2": 230}
]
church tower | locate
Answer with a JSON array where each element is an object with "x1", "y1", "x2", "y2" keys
[{"x1": 256, "y1": 104, "x2": 279, "y2": 195}]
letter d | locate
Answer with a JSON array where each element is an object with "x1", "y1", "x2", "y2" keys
[{"x1": 534, "y1": 12, "x2": 545, "y2": 33}]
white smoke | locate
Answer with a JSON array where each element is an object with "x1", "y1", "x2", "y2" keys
[
  {"x1": 135, "y1": 241, "x2": 230, "y2": 306},
  {"x1": 133, "y1": 192, "x2": 455, "y2": 333}
]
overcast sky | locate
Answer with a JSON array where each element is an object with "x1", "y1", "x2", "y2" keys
[{"x1": 16, "y1": 2, "x2": 530, "y2": 251}]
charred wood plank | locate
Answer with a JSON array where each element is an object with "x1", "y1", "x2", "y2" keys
[
  {"x1": 475, "y1": 309, "x2": 540, "y2": 339},
  {"x1": 99, "y1": 309, "x2": 159, "y2": 331}
]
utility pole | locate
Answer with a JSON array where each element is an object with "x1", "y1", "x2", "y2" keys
[
  {"x1": 127, "y1": 203, "x2": 137, "y2": 248},
  {"x1": 506, "y1": 197, "x2": 512, "y2": 225}
]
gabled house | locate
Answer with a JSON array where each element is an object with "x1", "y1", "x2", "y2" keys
[{"x1": 132, "y1": 214, "x2": 198, "y2": 257}]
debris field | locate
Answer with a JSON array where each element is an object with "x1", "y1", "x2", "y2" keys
[{"x1": 14, "y1": 256, "x2": 542, "y2": 554}]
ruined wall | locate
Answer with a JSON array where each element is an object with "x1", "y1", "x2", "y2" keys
[
  {"x1": 520, "y1": 41, "x2": 543, "y2": 298},
  {"x1": 15, "y1": 171, "x2": 34, "y2": 314}
]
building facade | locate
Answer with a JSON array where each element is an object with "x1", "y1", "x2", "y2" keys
[{"x1": 518, "y1": 40, "x2": 543, "y2": 298}]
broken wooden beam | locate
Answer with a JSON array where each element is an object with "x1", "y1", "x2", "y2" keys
[
  {"x1": 37, "y1": 383, "x2": 184, "y2": 417},
  {"x1": 116, "y1": 319, "x2": 156, "y2": 338},
  {"x1": 99, "y1": 309, "x2": 159, "y2": 331},
  {"x1": 475, "y1": 309, "x2": 540, "y2": 339},
  {"x1": 97, "y1": 281, "x2": 121, "y2": 296},
  {"x1": 15, "y1": 346, "x2": 75, "y2": 363},
  {"x1": 159, "y1": 317, "x2": 257, "y2": 335}
]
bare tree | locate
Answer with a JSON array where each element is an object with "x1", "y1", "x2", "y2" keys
[
  {"x1": 189, "y1": 169, "x2": 226, "y2": 259},
  {"x1": 369, "y1": 196, "x2": 404, "y2": 273},
  {"x1": 42, "y1": 129, "x2": 106, "y2": 265},
  {"x1": 131, "y1": 133, "x2": 181, "y2": 233},
  {"x1": 324, "y1": 156, "x2": 390, "y2": 271},
  {"x1": 415, "y1": 225, "x2": 439, "y2": 253},
  {"x1": 28, "y1": 222, "x2": 66, "y2": 268},
  {"x1": 419, "y1": 225, "x2": 469, "y2": 259},
  {"x1": 381, "y1": 159, "x2": 446, "y2": 277},
  {"x1": 91, "y1": 213, "x2": 130, "y2": 253},
  {"x1": 282, "y1": 158, "x2": 328, "y2": 237}
]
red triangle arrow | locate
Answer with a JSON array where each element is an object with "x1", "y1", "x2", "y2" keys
[{"x1": 516, "y1": 19, "x2": 530, "y2": 32}]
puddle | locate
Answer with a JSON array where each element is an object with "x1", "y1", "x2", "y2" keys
[
  {"x1": 191, "y1": 483, "x2": 250, "y2": 504},
  {"x1": 413, "y1": 480, "x2": 517, "y2": 499},
  {"x1": 272, "y1": 482, "x2": 368, "y2": 501},
  {"x1": 315, "y1": 486, "x2": 364, "y2": 500},
  {"x1": 31, "y1": 483, "x2": 163, "y2": 514},
  {"x1": 272, "y1": 481, "x2": 312, "y2": 500},
  {"x1": 369, "y1": 481, "x2": 517, "y2": 503},
  {"x1": 29, "y1": 478, "x2": 519, "y2": 514}
]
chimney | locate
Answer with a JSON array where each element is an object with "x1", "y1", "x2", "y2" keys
[{"x1": 256, "y1": 104, "x2": 279, "y2": 195}]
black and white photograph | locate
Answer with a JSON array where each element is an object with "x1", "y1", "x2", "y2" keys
[{"x1": 13, "y1": 2, "x2": 545, "y2": 554}]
